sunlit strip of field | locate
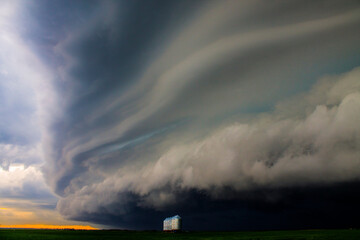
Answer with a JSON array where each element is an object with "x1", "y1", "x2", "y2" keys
[{"x1": 0, "y1": 224, "x2": 97, "y2": 230}]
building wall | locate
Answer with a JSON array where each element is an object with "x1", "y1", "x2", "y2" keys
[
  {"x1": 163, "y1": 216, "x2": 181, "y2": 231},
  {"x1": 171, "y1": 218, "x2": 181, "y2": 230},
  {"x1": 163, "y1": 219, "x2": 171, "y2": 231}
]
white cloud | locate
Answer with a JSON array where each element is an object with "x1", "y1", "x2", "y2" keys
[{"x1": 0, "y1": 164, "x2": 51, "y2": 199}]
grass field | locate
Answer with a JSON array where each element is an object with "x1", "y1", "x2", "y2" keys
[{"x1": 1, "y1": 229, "x2": 360, "y2": 240}]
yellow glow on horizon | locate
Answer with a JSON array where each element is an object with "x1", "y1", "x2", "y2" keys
[
  {"x1": 0, "y1": 224, "x2": 98, "y2": 230},
  {"x1": 0, "y1": 203, "x2": 98, "y2": 229}
]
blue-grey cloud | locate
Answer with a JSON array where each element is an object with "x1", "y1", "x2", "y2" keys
[
  {"x1": 22, "y1": 0, "x2": 360, "y2": 229},
  {"x1": 0, "y1": 1, "x2": 60, "y2": 218}
]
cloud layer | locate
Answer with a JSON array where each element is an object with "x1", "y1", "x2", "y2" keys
[
  {"x1": 55, "y1": 67, "x2": 360, "y2": 219},
  {"x1": 16, "y1": 0, "x2": 360, "y2": 229}
]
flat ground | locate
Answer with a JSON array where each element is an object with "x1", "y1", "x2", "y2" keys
[{"x1": 1, "y1": 229, "x2": 360, "y2": 240}]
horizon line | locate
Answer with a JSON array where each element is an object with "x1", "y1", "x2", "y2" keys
[{"x1": 0, "y1": 224, "x2": 98, "y2": 230}]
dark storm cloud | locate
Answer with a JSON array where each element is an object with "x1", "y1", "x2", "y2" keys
[
  {"x1": 30, "y1": 0, "x2": 360, "y2": 229},
  {"x1": 59, "y1": 182, "x2": 360, "y2": 230}
]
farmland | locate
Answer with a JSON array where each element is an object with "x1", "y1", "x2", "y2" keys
[{"x1": 1, "y1": 229, "x2": 360, "y2": 240}]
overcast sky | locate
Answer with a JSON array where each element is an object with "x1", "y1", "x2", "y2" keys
[{"x1": 1, "y1": 0, "x2": 360, "y2": 230}]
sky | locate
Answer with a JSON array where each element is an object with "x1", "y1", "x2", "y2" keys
[{"x1": 0, "y1": 0, "x2": 360, "y2": 231}]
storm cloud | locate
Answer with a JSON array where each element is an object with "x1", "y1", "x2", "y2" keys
[
  {"x1": 18, "y1": 0, "x2": 360, "y2": 229},
  {"x1": 55, "y1": 67, "x2": 360, "y2": 229}
]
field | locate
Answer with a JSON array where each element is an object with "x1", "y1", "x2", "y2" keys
[{"x1": 1, "y1": 229, "x2": 360, "y2": 240}]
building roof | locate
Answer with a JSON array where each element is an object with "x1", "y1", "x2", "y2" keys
[{"x1": 163, "y1": 215, "x2": 181, "y2": 221}]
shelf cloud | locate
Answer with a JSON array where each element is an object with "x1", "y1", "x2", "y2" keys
[{"x1": 1, "y1": 0, "x2": 360, "y2": 230}]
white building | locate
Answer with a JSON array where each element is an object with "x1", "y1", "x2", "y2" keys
[{"x1": 163, "y1": 215, "x2": 181, "y2": 231}]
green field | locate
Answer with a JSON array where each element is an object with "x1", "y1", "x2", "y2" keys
[{"x1": 1, "y1": 229, "x2": 360, "y2": 240}]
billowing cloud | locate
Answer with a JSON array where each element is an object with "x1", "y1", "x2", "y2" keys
[
  {"x1": 136, "y1": 68, "x2": 360, "y2": 198},
  {"x1": 0, "y1": 164, "x2": 53, "y2": 200},
  {"x1": 55, "y1": 67, "x2": 360, "y2": 224},
  {"x1": 14, "y1": 0, "x2": 360, "y2": 229}
]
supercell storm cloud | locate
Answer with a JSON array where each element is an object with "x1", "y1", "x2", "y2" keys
[{"x1": 3, "y1": 0, "x2": 360, "y2": 230}]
